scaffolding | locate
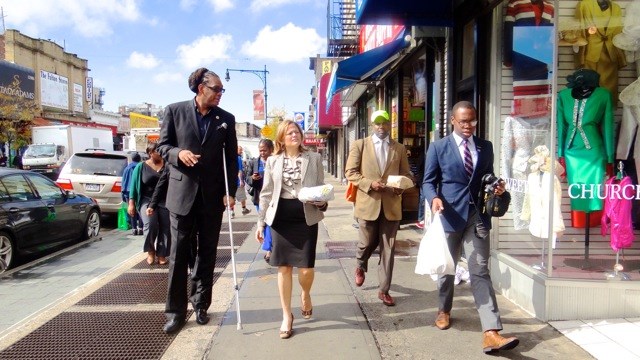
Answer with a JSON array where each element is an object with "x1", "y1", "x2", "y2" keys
[{"x1": 327, "y1": 0, "x2": 359, "y2": 57}]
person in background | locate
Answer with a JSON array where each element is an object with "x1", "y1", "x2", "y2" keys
[
  {"x1": 127, "y1": 142, "x2": 170, "y2": 265},
  {"x1": 255, "y1": 120, "x2": 328, "y2": 339},
  {"x1": 157, "y1": 67, "x2": 237, "y2": 334},
  {"x1": 122, "y1": 152, "x2": 143, "y2": 235},
  {"x1": 422, "y1": 101, "x2": 518, "y2": 354},
  {"x1": 345, "y1": 110, "x2": 412, "y2": 307},
  {"x1": 232, "y1": 145, "x2": 251, "y2": 218},
  {"x1": 247, "y1": 139, "x2": 275, "y2": 262}
]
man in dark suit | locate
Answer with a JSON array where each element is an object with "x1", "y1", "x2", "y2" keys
[
  {"x1": 157, "y1": 68, "x2": 238, "y2": 334},
  {"x1": 422, "y1": 101, "x2": 519, "y2": 354}
]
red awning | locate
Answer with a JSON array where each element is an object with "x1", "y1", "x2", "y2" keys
[{"x1": 318, "y1": 73, "x2": 342, "y2": 129}]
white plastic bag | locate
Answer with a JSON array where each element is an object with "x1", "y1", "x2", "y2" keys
[{"x1": 415, "y1": 214, "x2": 455, "y2": 280}]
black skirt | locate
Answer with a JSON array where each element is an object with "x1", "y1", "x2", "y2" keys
[{"x1": 269, "y1": 198, "x2": 318, "y2": 268}]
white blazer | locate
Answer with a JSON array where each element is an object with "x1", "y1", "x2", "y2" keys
[{"x1": 258, "y1": 151, "x2": 325, "y2": 227}]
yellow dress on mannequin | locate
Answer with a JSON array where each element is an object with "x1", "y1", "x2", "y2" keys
[{"x1": 575, "y1": 0, "x2": 626, "y2": 104}]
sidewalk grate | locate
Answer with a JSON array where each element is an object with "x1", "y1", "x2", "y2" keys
[
  {"x1": 77, "y1": 272, "x2": 175, "y2": 305},
  {"x1": 0, "y1": 311, "x2": 192, "y2": 360},
  {"x1": 218, "y1": 233, "x2": 249, "y2": 247},
  {"x1": 222, "y1": 221, "x2": 255, "y2": 232}
]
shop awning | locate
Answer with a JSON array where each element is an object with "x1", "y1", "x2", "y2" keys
[
  {"x1": 355, "y1": 0, "x2": 453, "y2": 27},
  {"x1": 318, "y1": 73, "x2": 342, "y2": 129},
  {"x1": 326, "y1": 36, "x2": 409, "y2": 110}
]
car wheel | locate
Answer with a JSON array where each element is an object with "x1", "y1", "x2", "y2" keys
[
  {"x1": 0, "y1": 231, "x2": 16, "y2": 273},
  {"x1": 83, "y1": 209, "x2": 101, "y2": 240}
]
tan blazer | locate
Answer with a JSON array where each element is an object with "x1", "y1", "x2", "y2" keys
[
  {"x1": 345, "y1": 137, "x2": 411, "y2": 221},
  {"x1": 258, "y1": 151, "x2": 326, "y2": 227}
]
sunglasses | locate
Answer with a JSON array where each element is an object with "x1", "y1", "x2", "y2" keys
[{"x1": 203, "y1": 84, "x2": 226, "y2": 93}]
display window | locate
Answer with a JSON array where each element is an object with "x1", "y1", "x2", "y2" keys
[{"x1": 495, "y1": 0, "x2": 640, "y2": 280}]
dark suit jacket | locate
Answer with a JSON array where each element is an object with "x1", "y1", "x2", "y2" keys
[
  {"x1": 157, "y1": 99, "x2": 238, "y2": 216},
  {"x1": 422, "y1": 134, "x2": 494, "y2": 232}
]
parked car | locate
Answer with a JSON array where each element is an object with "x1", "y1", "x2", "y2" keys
[
  {"x1": 55, "y1": 150, "x2": 132, "y2": 214},
  {"x1": 0, "y1": 169, "x2": 101, "y2": 273}
]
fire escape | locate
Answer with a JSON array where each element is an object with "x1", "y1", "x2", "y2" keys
[{"x1": 327, "y1": 0, "x2": 359, "y2": 57}]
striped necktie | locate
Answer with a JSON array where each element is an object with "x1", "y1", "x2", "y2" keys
[{"x1": 463, "y1": 139, "x2": 473, "y2": 178}]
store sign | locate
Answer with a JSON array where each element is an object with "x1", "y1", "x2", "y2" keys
[
  {"x1": 0, "y1": 61, "x2": 35, "y2": 101},
  {"x1": 86, "y1": 77, "x2": 93, "y2": 102},
  {"x1": 73, "y1": 83, "x2": 83, "y2": 112},
  {"x1": 359, "y1": 24, "x2": 405, "y2": 52},
  {"x1": 40, "y1": 70, "x2": 69, "y2": 110}
]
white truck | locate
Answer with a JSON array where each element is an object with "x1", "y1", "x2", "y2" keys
[
  {"x1": 22, "y1": 125, "x2": 113, "y2": 178},
  {"x1": 124, "y1": 127, "x2": 160, "y2": 152}
]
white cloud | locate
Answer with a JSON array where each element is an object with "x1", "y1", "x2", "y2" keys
[
  {"x1": 126, "y1": 51, "x2": 160, "y2": 69},
  {"x1": 2, "y1": 0, "x2": 145, "y2": 38},
  {"x1": 175, "y1": 34, "x2": 234, "y2": 69},
  {"x1": 206, "y1": 0, "x2": 234, "y2": 12},
  {"x1": 153, "y1": 72, "x2": 184, "y2": 84},
  {"x1": 179, "y1": 0, "x2": 198, "y2": 11},
  {"x1": 241, "y1": 23, "x2": 325, "y2": 63},
  {"x1": 249, "y1": 0, "x2": 305, "y2": 13}
]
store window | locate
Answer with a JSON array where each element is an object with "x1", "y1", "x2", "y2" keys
[{"x1": 496, "y1": 0, "x2": 639, "y2": 280}]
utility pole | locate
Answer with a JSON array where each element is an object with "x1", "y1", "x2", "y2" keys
[{"x1": 1, "y1": 7, "x2": 6, "y2": 34}]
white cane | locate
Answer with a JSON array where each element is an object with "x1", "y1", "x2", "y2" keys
[{"x1": 220, "y1": 123, "x2": 242, "y2": 330}]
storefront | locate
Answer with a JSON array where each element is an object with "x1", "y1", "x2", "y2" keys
[
  {"x1": 475, "y1": 0, "x2": 640, "y2": 320},
  {"x1": 338, "y1": 0, "x2": 640, "y2": 321}
]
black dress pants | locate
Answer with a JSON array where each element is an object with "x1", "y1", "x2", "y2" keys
[{"x1": 165, "y1": 191, "x2": 223, "y2": 320}]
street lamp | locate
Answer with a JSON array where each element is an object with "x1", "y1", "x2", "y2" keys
[{"x1": 225, "y1": 65, "x2": 268, "y2": 125}]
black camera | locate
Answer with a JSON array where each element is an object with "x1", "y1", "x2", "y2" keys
[{"x1": 481, "y1": 174, "x2": 503, "y2": 194}]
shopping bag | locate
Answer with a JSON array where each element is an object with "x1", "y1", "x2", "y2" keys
[
  {"x1": 415, "y1": 214, "x2": 455, "y2": 280},
  {"x1": 117, "y1": 203, "x2": 131, "y2": 230},
  {"x1": 345, "y1": 182, "x2": 357, "y2": 202}
]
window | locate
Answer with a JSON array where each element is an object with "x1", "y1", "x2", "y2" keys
[
  {"x1": 1, "y1": 175, "x2": 37, "y2": 201},
  {"x1": 27, "y1": 174, "x2": 64, "y2": 201}
]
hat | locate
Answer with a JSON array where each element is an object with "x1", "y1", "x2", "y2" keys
[
  {"x1": 557, "y1": 19, "x2": 587, "y2": 47},
  {"x1": 371, "y1": 110, "x2": 390, "y2": 123},
  {"x1": 620, "y1": 78, "x2": 640, "y2": 106},
  {"x1": 613, "y1": 31, "x2": 640, "y2": 52}
]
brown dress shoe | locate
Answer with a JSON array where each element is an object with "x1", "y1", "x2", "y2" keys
[
  {"x1": 378, "y1": 292, "x2": 395, "y2": 306},
  {"x1": 435, "y1": 311, "x2": 450, "y2": 330},
  {"x1": 355, "y1": 267, "x2": 365, "y2": 287},
  {"x1": 482, "y1": 330, "x2": 519, "y2": 353}
]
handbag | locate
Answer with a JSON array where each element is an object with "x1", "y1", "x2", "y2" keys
[
  {"x1": 117, "y1": 203, "x2": 130, "y2": 230},
  {"x1": 415, "y1": 214, "x2": 455, "y2": 280},
  {"x1": 483, "y1": 191, "x2": 511, "y2": 217},
  {"x1": 345, "y1": 182, "x2": 357, "y2": 202}
]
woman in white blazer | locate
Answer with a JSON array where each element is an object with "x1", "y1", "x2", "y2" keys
[{"x1": 256, "y1": 120, "x2": 328, "y2": 339}]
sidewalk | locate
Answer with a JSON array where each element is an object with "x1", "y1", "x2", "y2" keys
[
  {"x1": 0, "y1": 173, "x2": 620, "y2": 359},
  {"x1": 166, "y1": 175, "x2": 594, "y2": 359}
]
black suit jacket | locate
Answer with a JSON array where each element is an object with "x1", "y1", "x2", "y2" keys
[{"x1": 157, "y1": 99, "x2": 238, "y2": 216}]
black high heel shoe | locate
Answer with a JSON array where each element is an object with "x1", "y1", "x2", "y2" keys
[{"x1": 279, "y1": 314, "x2": 294, "y2": 339}]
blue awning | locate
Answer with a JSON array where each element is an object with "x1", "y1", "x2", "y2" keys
[
  {"x1": 326, "y1": 36, "x2": 410, "y2": 110},
  {"x1": 355, "y1": 0, "x2": 453, "y2": 27}
]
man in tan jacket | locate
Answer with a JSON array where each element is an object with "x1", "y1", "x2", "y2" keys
[{"x1": 345, "y1": 110, "x2": 412, "y2": 306}]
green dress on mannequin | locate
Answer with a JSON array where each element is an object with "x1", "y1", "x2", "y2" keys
[{"x1": 557, "y1": 84, "x2": 614, "y2": 212}]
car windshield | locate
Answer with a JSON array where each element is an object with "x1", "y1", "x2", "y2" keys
[
  {"x1": 60, "y1": 153, "x2": 127, "y2": 176},
  {"x1": 23, "y1": 144, "x2": 56, "y2": 158}
]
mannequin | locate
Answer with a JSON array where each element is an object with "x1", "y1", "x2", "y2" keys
[
  {"x1": 520, "y1": 145, "x2": 565, "y2": 249},
  {"x1": 575, "y1": 0, "x2": 626, "y2": 104},
  {"x1": 557, "y1": 69, "x2": 615, "y2": 259}
]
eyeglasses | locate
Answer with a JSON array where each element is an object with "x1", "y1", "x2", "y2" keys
[
  {"x1": 203, "y1": 84, "x2": 225, "y2": 93},
  {"x1": 455, "y1": 119, "x2": 478, "y2": 127}
]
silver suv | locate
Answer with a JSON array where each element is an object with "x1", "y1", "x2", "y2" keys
[{"x1": 55, "y1": 150, "x2": 131, "y2": 214}]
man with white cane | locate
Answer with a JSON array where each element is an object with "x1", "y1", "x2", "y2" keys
[{"x1": 157, "y1": 68, "x2": 238, "y2": 334}]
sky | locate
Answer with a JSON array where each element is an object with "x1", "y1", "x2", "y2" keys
[{"x1": 0, "y1": 0, "x2": 328, "y2": 126}]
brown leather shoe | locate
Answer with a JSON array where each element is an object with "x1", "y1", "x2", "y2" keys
[
  {"x1": 435, "y1": 311, "x2": 450, "y2": 330},
  {"x1": 378, "y1": 292, "x2": 395, "y2": 306},
  {"x1": 355, "y1": 267, "x2": 365, "y2": 287},
  {"x1": 482, "y1": 330, "x2": 519, "y2": 353}
]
